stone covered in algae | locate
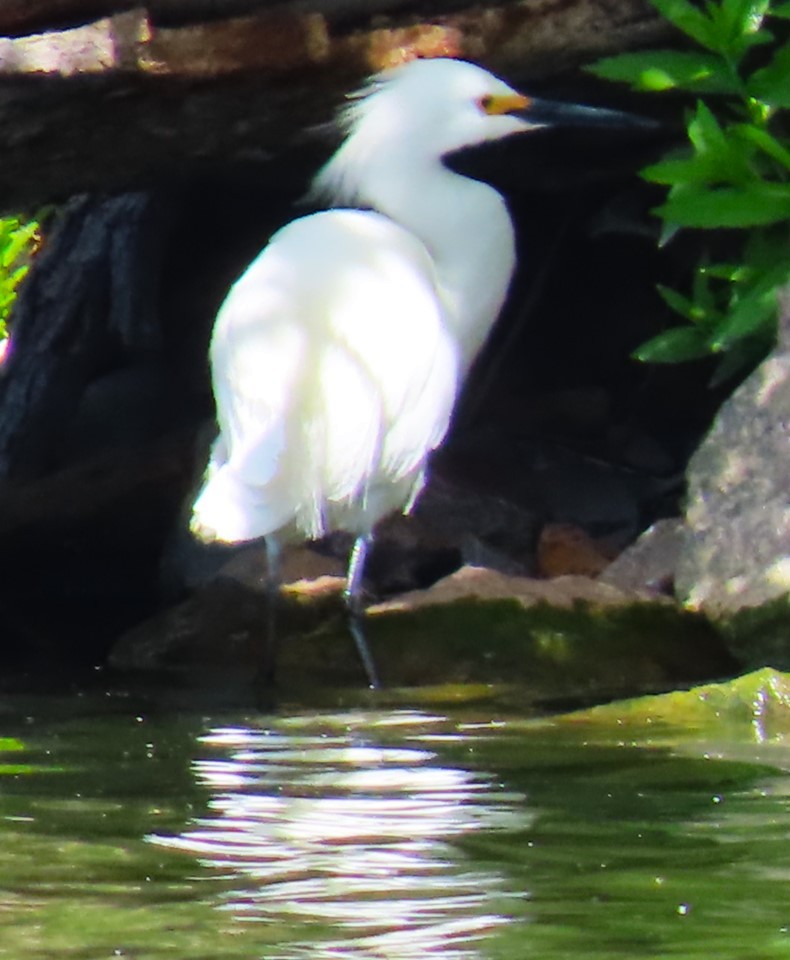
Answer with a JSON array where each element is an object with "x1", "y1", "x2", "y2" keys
[
  {"x1": 550, "y1": 667, "x2": 790, "y2": 741},
  {"x1": 710, "y1": 594, "x2": 790, "y2": 672},
  {"x1": 273, "y1": 568, "x2": 735, "y2": 695},
  {"x1": 111, "y1": 565, "x2": 734, "y2": 700}
]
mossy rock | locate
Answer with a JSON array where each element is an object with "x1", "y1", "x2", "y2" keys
[
  {"x1": 276, "y1": 592, "x2": 735, "y2": 701},
  {"x1": 548, "y1": 666, "x2": 790, "y2": 741},
  {"x1": 711, "y1": 594, "x2": 790, "y2": 671},
  {"x1": 112, "y1": 568, "x2": 736, "y2": 705}
]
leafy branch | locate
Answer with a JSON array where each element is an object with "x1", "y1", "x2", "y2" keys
[{"x1": 589, "y1": 0, "x2": 790, "y2": 380}]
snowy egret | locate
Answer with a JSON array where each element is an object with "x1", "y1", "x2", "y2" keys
[{"x1": 191, "y1": 57, "x2": 644, "y2": 687}]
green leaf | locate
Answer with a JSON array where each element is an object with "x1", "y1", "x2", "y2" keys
[
  {"x1": 710, "y1": 285, "x2": 779, "y2": 347},
  {"x1": 706, "y1": 0, "x2": 772, "y2": 58},
  {"x1": 633, "y1": 325, "x2": 713, "y2": 361},
  {"x1": 691, "y1": 263, "x2": 720, "y2": 315},
  {"x1": 1, "y1": 221, "x2": 38, "y2": 269},
  {"x1": 701, "y1": 261, "x2": 745, "y2": 280},
  {"x1": 0, "y1": 294, "x2": 15, "y2": 321},
  {"x1": 732, "y1": 122, "x2": 790, "y2": 170},
  {"x1": 657, "y1": 282, "x2": 698, "y2": 318},
  {"x1": 6, "y1": 264, "x2": 29, "y2": 294},
  {"x1": 711, "y1": 258, "x2": 790, "y2": 347},
  {"x1": 587, "y1": 50, "x2": 739, "y2": 93},
  {"x1": 656, "y1": 279, "x2": 721, "y2": 323},
  {"x1": 0, "y1": 220, "x2": 18, "y2": 251},
  {"x1": 769, "y1": 1, "x2": 790, "y2": 17},
  {"x1": 748, "y1": 43, "x2": 790, "y2": 106},
  {"x1": 651, "y1": 0, "x2": 721, "y2": 48},
  {"x1": 656, "y1": 182, "x2": 790, "y2": 226},
  {"x1": 709, "y1": 332, "x2": 773, "y2": 383},
  {"x1": 643, "y1": 145, "x2": 753, "y2": 186},
  {"x1": 718, "y1": 0, "x2": 770, "y2": 37},
  {"x1": 743, "y1": 224, "x2": 790, "y2": 269},
  {"x1": 689, "y1": 101, "x2": 755, "y2": 180},
  {"x1": 0, "y1": 215, "x2": 40, "y2": 329},
  {"x1": 644, "y1": 103, "x2": 758, "y2": 187},
  {"x1": 688, "y1": 100, "x2": 727, "y2": 152},
  {"x1": 643, "y1": 154, "x2": 715, "y2": 185}
]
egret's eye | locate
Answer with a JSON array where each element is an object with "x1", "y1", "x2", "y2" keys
[{"x1": 478, "y1": 94, "x2": 494, "y2": 114}]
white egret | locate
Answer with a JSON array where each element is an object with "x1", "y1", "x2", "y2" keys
[{"x1": 191, "y1": 57, "x2": 644, "y2": 687}]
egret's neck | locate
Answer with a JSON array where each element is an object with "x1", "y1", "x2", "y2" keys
[{"x1": 363, "y1": 160, "x2": 516, "y2": 372}]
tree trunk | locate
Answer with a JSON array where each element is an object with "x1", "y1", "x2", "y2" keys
[{"x1": 0, "y1": 192, "x2": 170, "y2": 477}]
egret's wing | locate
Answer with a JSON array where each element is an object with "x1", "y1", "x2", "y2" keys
[
  {"x1": 211, "y1": 247, "x2": 301, "y2": 479},
  {"x1": 193, "y1": 209, "x2": 459, "y2": 543},
  {"x1": 192, "y1": 243, "x2": 309, "y2": 541}
]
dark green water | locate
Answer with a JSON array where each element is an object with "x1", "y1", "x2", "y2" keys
[{"x1": 0, "y1": 682, "x2": 789, "y2": 959}]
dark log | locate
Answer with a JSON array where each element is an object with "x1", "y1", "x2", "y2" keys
[
  {"x1": 0, "y1": 0, "x2": 450, "y2": 34},
  {"x1": 0, "y1": 192, "x2": 171, "y2": 477},
  {"x1": 0, "y1": 0, "x2": 667, "y2": 40},
  {"x1": 0, "y1": 0, "x2": 669, "y2": 209}
]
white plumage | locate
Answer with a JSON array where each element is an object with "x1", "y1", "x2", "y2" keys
[
  {"x1": 193, "y1": 209, "x2": 457, "y2": 543},
  {"x1": 192, "y1": 58, "x2": 534, "y2": 553}
]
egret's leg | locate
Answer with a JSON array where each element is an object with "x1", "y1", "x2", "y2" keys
[
  {"x1": 344, "y1": 534, "x2": 380, "y2": 689},
  {"x1": 258, "y1": 534, "x2": 282, "y2": 684}
]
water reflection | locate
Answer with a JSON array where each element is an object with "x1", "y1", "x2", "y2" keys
[{"x1": 150, "y1": 711, "x2": 532, "y2": 959}]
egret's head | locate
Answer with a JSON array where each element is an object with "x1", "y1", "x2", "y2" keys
[
  {"x1": 311, "y1": 58, "x2": 535, "y2": 206},
  {"x1": 349, "y1": 59, "x2": 535, "y2": 156},
  {"x1": 350, "y1": 58, "x2": 531, "y2": 157}
]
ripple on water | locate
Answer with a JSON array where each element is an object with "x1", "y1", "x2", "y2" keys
[{"x1": 149, "y1": 712, "x2": 533, "y2": 959}]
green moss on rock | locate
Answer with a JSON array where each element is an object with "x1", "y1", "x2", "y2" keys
[
  {"x1": 711, "y1": 594, "x2": 790, "y2": 671},
  {"x1": 277, "y1": 594, "x2": 735, "y2": 698},
  {"x1": 551, "y1": 667, "x2": 790, "y2": 741}
]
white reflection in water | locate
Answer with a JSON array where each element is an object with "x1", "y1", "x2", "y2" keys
[{"x1": 150, "y1": 712, "x2": 531, "y2": 959}]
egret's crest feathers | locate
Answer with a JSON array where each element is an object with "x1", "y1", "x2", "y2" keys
[{"x1": 308, "y1": 71, "x2": 398, "y2": 208}]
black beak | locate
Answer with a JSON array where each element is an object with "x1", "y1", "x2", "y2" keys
[{"x1": 519, "y1": 97, "x2": 659, "y2": 131}]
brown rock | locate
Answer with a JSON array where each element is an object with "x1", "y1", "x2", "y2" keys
[
  {"x1": 370, "y1": 564, "x2": 662, "y2": 615},
  {"x1": 536, "y1": 522, "x2": 614, "y2": 578}
]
